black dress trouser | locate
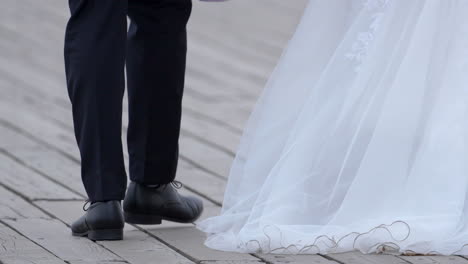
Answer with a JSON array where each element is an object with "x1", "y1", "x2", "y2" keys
[{"x1": 64, "y1": 0, "x2": 192, "y2": 202}]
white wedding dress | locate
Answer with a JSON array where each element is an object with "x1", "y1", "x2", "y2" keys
[{"x1": 197, "y1": 0, "x2": 468, "y2": 255}]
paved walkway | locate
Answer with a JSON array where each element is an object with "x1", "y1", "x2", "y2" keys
[{"x1": 0, "y1": 0, "x2": 466, "y2": 263}]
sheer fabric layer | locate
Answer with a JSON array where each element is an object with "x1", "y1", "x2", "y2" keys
[{"x1": 197, "y1": 0, "x2": 468, "y2": 255}]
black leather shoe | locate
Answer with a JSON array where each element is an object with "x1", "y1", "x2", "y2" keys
[
  {"x1": 71, "y1": 200, "x2": 124, "y2": 241},
  {"x1": 123, "y1": 181, "x2": 203, "y2": 225}
]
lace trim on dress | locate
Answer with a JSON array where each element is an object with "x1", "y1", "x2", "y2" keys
[
  {"x1": 231, "y1": 220, "x2": 468, "y2": 255},
  {"x1": 237, "y1": 220, "x2": 410, "y2": 254},
  {"x1": 345, "y1": 0, "x2": 391, "y2": 72}
]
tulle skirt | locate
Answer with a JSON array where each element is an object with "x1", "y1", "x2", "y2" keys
[{"x1": 197, "y1": 0, "x2": 468, "y2": 255}]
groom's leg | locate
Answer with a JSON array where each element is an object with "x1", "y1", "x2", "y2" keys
[
  {"x1": 64, "y1": 0, "x2": 128, "y2": 202},
  {"x1": 126, "y1": 0, "x2": 192, "y2": 185}
]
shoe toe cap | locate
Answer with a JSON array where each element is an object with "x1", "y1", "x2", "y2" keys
[
  {"x1": 186, "y1": 196, "x2": 204, "y2": 220},
  {"x1": 71, "y1": 215, "x2": 89, "y2": 234}
]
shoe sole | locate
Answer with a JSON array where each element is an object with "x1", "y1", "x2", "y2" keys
[
  {"x1": 124, "y1": 212, "x2": 163, "y2": 225},
  {"x1": 72, "y1": 229, "x2": 123, "y2": 241},
  {"x1": 124, "y1": 207, "x2": 204, "y2": 225},
  {"x1": 124, "y1": 211, "x2": 203, "y2": 225}
]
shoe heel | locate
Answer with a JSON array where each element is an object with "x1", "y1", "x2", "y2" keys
[
  {"x1": 88, "y1": 228, "x2": 123, "y2": 241},
  {"x1": 124, "y1": 212, "x2": 162, "y2": 225}
]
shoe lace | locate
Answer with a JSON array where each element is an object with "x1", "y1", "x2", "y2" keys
[
  {"x1": 82, "y1": 200, "x2": 91, "y2": 211},
  {"x1": 171, "y1": 181, "x2": 183, "y2": 189},
  {"x1": 151, "y1": 180, "x2": 183, "y2": 190}
]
